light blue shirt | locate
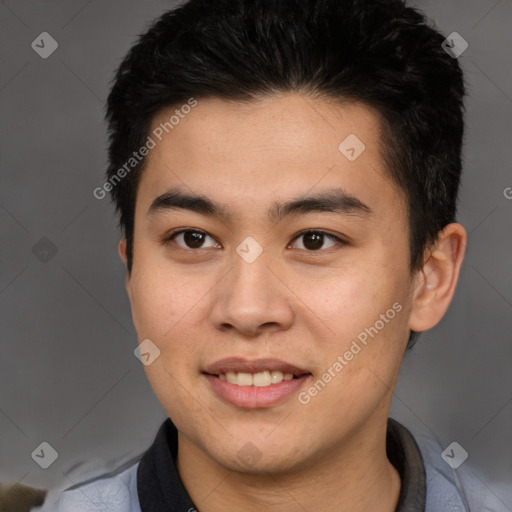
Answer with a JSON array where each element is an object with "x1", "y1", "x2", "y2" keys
[{"x1": 45, "y1": 429, "x2": 508, "y2": 511}]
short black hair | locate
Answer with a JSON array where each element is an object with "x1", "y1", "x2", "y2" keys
[{"x1": 105, "y1": 0, "x2": 466, "y2": 348}]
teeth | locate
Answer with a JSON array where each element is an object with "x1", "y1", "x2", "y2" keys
[
  {"x1": 253, "y1": 371, "x2": 271, "y2": 387},
  {"x1": 236, "y1": 372, "x2": 253, "y2": 386},
  {"x1": 270, "y1": 371, "x2": 283, "y2": 384},
  {"x1": 226, "y1": 372, "x2": 237, "y2": 384},
  {"x1": 217, "y1": 370, "x2": 296, "y2": 387}
]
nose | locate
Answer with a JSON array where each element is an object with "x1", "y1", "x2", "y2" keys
[{"x1": 210, "y1": 253, "x2": 295, "y2": 337}]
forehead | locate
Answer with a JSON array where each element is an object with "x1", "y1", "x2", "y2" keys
[{"x1": 136, "y1": 93, "x2": 406, "y2": 225}]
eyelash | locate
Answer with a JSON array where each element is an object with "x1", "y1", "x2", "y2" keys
[{"x1": 161, "y1": 229, "x2": 347, "y2": 252}]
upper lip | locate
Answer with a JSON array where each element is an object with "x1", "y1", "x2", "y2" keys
[{"x1": 203, "y1": 358, "x2": 310, "y2": 377}]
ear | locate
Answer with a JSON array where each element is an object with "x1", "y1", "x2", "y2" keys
[
  {"x1": 409, "y1": 223, "x2": 467, "y2": 333},
  {"x1": 117, "y1": 238, "x2": 132, "y2": 298}
]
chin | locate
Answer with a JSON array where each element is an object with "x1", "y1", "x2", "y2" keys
[{"x1": 201, "y1": 433, "x2": 309, "y2": 475}]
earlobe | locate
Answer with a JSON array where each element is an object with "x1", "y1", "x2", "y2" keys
[
  {"x1": 118, "y1": 238, "x2": 128, "y2": 267},
  {"x1": 409, "y1": 223, "x2": 467, "y2": 333},
  {"x1": 117, "y1": 238, "x2": 132, "y2": 297}
]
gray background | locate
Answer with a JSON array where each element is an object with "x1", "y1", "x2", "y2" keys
[{"x1": 1, "y1": 0, "x2": 511, "y2": 508}]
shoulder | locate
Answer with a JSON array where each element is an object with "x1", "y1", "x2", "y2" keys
[
  {"x1": 51, "y1": 460, "x2": 141, "y2": 512},
  {"x1": 413, "y1": 431, "x2": 509, "y2": 512}
]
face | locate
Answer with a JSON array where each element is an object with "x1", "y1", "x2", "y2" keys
[{"x1": 122, "y1": 93, "x2": 420, "y2": 474}]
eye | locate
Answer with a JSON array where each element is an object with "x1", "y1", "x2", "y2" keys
[
  {"x1": 163, "y1": 229, "x2": 345, "y2": 252},
  {"x1": 289, "y1": 230, "x2": 345, "y2": 251},
  {"x1": 164, "y1": 229, "x2": 220, "y2": 249}
]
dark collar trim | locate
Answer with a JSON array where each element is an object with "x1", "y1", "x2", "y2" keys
[
  {"x1": 387, "y1": 418, "x2": 427, "y2": 511},
  {"x1": 137, "y1": 419, "x2": 197, "y2": 512}
]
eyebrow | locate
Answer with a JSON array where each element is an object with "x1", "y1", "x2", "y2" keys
[{"x1": 147, "y1": 186, "x2": 372, "y2": 224}]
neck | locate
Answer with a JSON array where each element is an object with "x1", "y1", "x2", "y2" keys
[{"x1": 176, "y1": 420, "x2": 401, "y2": 512}]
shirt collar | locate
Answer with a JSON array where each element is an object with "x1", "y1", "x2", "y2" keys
[
  {"x1": 387, "y1": 417, "x2": 427, "y2": 511},
  {"x1": 137, "y1": 417, "x2": 426, "y2": 511}
]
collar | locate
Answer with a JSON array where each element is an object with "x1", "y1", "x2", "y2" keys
[
  {"x1": 137, "y1": 417, "x2": 426, "y2": 511},
  {"x1": 387, "y1": 417, "x2": 427, "y2": 511}
]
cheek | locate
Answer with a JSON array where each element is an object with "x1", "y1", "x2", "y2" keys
[
  {"x1": 300, "y1": 267, "x2": 409, "y2": 384},
  {"x1": 296, "y1": 267, "x2": 395, "y2": 336},
  {"x1": 129, "y1": 245, "x2": 214, "y2": 338},
  {"x1": 129, "y1": 268, "x2": 207, "y2": 417}
]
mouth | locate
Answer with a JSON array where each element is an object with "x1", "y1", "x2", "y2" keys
[
  {"x1": 216, "y1": 370, "x2": 297, "y2": 387},
  {"x1": 202, "y1": 358, "x2": 312, "y2": 408}
]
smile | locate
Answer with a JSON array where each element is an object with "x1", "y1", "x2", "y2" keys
[
  {"x1": 203, "y1": 358, "x2": 312, "y2": 408},
  {"x1": 218, "y1": 370, "x2": 295, "y2": 387}
]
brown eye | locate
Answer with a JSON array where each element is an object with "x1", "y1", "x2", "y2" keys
[
  {"x1": 291, "y1": 231, "x2": 343, "y2": 251},
  {"x1": 183, "y1": 231, "x2": 205, "y2": 248},
  {"x1": 167, "y1": 230, "x2": 220, "y2": 249}
]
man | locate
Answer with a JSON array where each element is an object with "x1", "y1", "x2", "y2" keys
[{"x1": 51, "y1": 0, "x2": 501, "y2": 510}]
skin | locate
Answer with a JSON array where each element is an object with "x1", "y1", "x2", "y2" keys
[{"x1": 118, "y1": 93, "x2": 467, "y2": 511}]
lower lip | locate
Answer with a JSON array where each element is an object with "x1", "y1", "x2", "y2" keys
[{"x1": 204, "y1": 374, "x2": 310, "y2": 409}]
